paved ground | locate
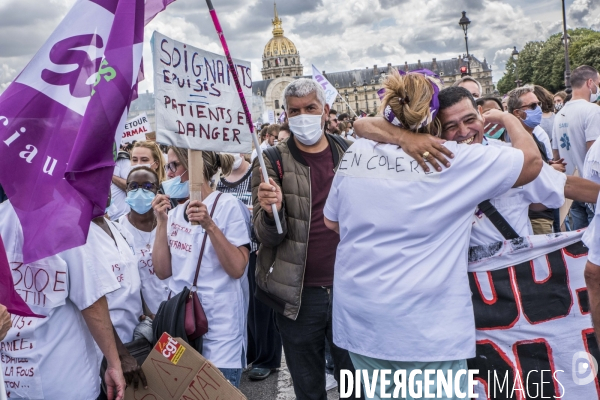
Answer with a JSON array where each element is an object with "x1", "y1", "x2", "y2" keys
[{"x1": 239, "y1": 354, "x2": 340, "y2": 400}]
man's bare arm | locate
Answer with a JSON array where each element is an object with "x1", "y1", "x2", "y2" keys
[
  {"x1": 565, "y1": 176, "x2": 600, "y2": 203},
  {"x1": 112, "y1": 176, "x2": 127, "y2": 191}
]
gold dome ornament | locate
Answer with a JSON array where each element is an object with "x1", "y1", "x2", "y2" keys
[{"x1": 263, "y1": 3, "x2": 298, "y2": 58}]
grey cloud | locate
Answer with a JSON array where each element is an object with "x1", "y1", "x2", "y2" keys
[
  {"x1": 568, "y1": 0, "x2": 592, "y2": 24},
  {"x1": 378, "y1": 0, "x2": 410, "y2": 9}
]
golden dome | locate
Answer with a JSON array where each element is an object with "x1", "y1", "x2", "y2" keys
[{"x1": 263, "y1": 3, "x2": 298, "y2": 58}]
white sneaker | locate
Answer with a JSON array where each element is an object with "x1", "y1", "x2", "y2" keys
[{"x1": 325, "y1": 373, "x2": 338, "y2": 391}]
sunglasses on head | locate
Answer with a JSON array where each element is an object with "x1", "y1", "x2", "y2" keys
[
  {"x1": 519, "y1": 102, "x2": 541, "y2": 111},
  {"x1": 127, "y1": 181, "x2": 157, "y2": 192},
  {"x1": 165, "y1": 161, "x2": 181, "y2": 173}
]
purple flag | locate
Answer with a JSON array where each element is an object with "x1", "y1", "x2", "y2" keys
[
  {"x1": 0, "y1": 236, "x2": 43, "y2": 318},
  {"x1": 144, "y1": 0, "x2": 177, "y2": 25},
  {"x1": 0, "y1": 0, "x2": 144, "y2": 264}
]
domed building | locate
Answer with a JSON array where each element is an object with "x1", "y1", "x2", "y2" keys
[
  {"x1": 251, "y1": 4, "x2": 494, "y2": 124},
  {"x1": 261, "y1": 4, "x2": 303, "y2": 80}
]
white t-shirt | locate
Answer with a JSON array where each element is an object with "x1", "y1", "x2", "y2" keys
[
  {"x1": 88, "y1": 220, "x2": 143, "y2": 344},
  {"x1": 0, "y1": 201, "x2": 119, "y2": 400},
  {"x1": 166, "y1": 191, "x2": 250, "y2": 368},
  {"x1": 533, "y1": 125, "x2": 553, "y2": 160},
  {"x1": 583, "y1": 193, "x2": 600, "y2": 265},
  {"x1": 470, "y1": 139, "x2": 566, "y2": 246},
  {"x1": 552, "y1": 99, "x2": 600, "y2": 175},
  {"x1": 118, "y1": 215, "x2": 170, "y2": 315},
  {"x1": 250, "y1": 141, "x2": 269, "y2": 162},
  {"x1": 324, "y1": 138, "x2": 524, "y2": 361},
  {"x1": 107, "y1": 158, "x2": 131, "y2": 221},
  {"x1": 0, "y1": 363, "x2": 5, "y2": 400},
  {"x1": 583, "y1": 139, "x2": 600, "y2": 185}
]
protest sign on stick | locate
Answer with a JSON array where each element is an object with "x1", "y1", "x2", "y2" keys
[
  {"x1": 121, "y1": 112, "x2": 152, "y2": 144},
  {"x1": 188, "y1": 149, "x2": 204, "y2": 219},
  {"x1": 153, "y1": 31, "x2": 256, "y2": 225},
  {"x1": 204, "y1": 0, "x2": 283, "y2": 233},
  {"x1": 153, "y1": 31, "x2": 253, "y2": 153}
]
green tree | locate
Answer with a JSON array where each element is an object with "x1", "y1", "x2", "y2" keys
[
  {"x1": 570, "y1": 29, "x2": 600, "y2": 71},
  {"x1": 497, "y1": 56, "x2": 517, "y2": 94},
  {"x1": 517, "y1": 41, "x2": 544, "y2": 85},
  {"x1": 498, "y1": 28, "x2": 600, "y2": 94},
  {"x1": 530, "y1": 32, "x2": 564, "y2": 92}
]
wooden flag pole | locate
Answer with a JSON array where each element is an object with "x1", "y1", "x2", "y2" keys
[{"x1": 188, "y1": 149, "x2": 204, "y2": 225}]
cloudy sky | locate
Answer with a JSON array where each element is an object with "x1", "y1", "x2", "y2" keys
[{"x1": 0, "y1": 0, "x2": 598, "y2": 94}]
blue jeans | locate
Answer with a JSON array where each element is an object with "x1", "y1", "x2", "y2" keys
[
  {"x1": 569, "y1": 201, "x2": 594, "y2": 230},
  {"x1": 349, "y1": 353, "x2": 468, "y2": 400},
  {"x1": 219, "y1": 367, "x2": 242, "y2": 388}
]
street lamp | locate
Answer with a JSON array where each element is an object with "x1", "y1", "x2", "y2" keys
[
  {"x1": 561, "y1": 0, "x2": 572, "y2": 92},
  {"x1": 512, "y1": 46, "x2": 522, "y2": 88},
  {"x1": 354, "y1": 86, "x2": 358, "y2": 115},
  {"x1": 344, "y1": 90, "x2": 349, "y2": 113},
  {"x1": 458, "y1": 11, "x2": 471, "y2": 75},
  {"x1": 363, "y1": 81, "x2": 369, "y2": 113}
]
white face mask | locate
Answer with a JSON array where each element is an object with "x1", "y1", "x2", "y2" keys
[
  {"x1": 590, "y1": 82, "x2": 599, "y2": 103},
  {"x1": 132, "y1": 161, "x2": 156, "y2": 170},
  {"x1": 288, "y1": 111, "x2": 324, "y2": 146},
  {"x1": 232, "y1": 154, "x2": 243, "y2": 170},
  {"x1": 224, "y1": 153, "x2": 243, "y2": 170}
]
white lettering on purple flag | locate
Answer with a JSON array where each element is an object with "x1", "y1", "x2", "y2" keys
[
  {"x1": 15, "y1": 1, "x2": 114, "y2": 116},
  {"x1": 0, "y1": 0, "x2": 145, "y2": 265}
]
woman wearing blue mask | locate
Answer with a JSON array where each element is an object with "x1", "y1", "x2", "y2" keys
[
  {"x1": 162, "y1": 146, "x2": 190, "y2": 203},
  {"x1": 118, "y1": 166, "x2": 168, "y2": 317},
  {"x1": 151, "y1": 151, "x2": 251, "y2": 388}
]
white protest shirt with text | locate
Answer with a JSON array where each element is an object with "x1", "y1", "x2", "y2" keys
[
  {"x1": 0, "y1": 201, "x2": 119, "y2": 400},
  {"x1": 323, "y1": 138, "x2": 523, "y2": 361},
  {"x1": 118, "y1": 214, "x2": 169, "y2": 315},
  {"x1": 107, "y1": 158, "x2": 131, "y2": 220},
  {"x1": 166, "y1": 191, "x2": 250, "y2": 368},
  {"x1": 88, "y1": 221, "x2": 143, "y2": 345},
  {"x1": 552, "y1": 99, "x2": 600, "y2": 175},
  {"x1": 471, "y1": 138, "x2": 566, "y2": 247}
]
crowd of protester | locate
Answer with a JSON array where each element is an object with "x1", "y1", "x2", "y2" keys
[{"x1": 1, "y1": 62, "x2": 600, "y2": 400}]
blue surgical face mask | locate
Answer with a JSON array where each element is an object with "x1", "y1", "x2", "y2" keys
[
  {"x1": 126, "y1": 188, "x2": 155, "y2": 214},
  {"x1": 522, "y1": 105, "x2": 542, "y2": 128},
  {"x1": 162, "y1": 172, "x2": 189, "y2": 199}
]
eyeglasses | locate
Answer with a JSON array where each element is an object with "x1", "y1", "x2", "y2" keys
[
  {"x1": 126, "y1": 181, "x2": 158, "y2": 192},
  {"x1": 519, "y1": 102, "x2": 541, "y2": 111},
  {"x1": 331, "y1": 118, "x2": 338, "y2": 123},
  {"x1": 165, "y1": 161, "x2": 181, "y2": 173}
]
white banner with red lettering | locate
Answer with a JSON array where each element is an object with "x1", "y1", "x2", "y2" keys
[
  {"x1": 121, "y1": 112, "x2": 151, "y2": 144},
  {"x1": 152, "y1": 31, "x2": 252, "y2": 153},
  {"x1": 467, "y1": 231, "x2": 598, "y2": 399}
]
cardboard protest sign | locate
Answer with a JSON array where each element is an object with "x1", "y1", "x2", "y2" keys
[
  {"x1": 467, "y1": 231, "x2": 598, "y2": 399},
  {"x1": 152, "y1": 31, "x2": 252, "y2": 153},
  {"x1": 121, "y1": 112, "x2": 152, "y2": 144},
  {"x1": 125, "y1": 332, "x2": 246, "y2": 400}
]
